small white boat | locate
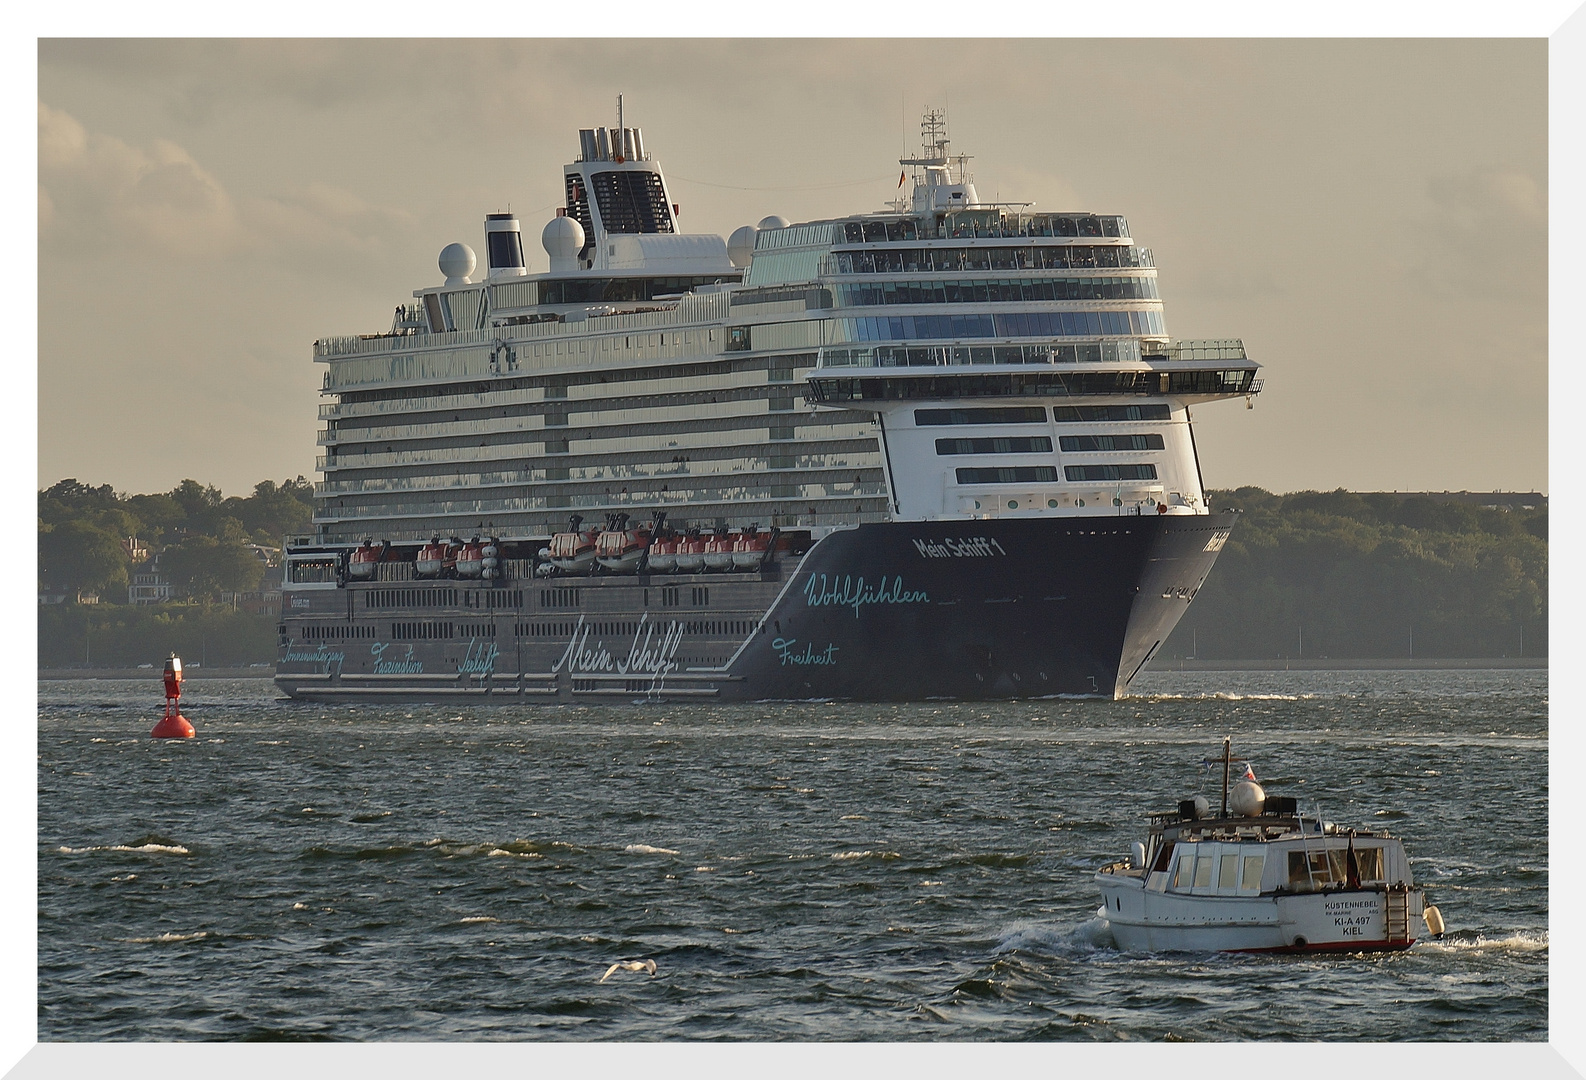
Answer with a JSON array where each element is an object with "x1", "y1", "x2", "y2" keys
[{"x1": 1096, "y1": 739, "x2": 1444, "y2": 953}]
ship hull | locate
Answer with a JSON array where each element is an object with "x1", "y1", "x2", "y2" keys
[{"x1": 275, "y1": 512, "x2": 1233, "y2": 703}]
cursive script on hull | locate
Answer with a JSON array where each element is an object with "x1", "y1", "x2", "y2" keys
[
  {"x1": 458, "y1": 638, "x2": 500, "y2": 675},
  {"x1": 370, "y1": 642, "x2": 422, "y2": 674},
  {"x1": 283, "y1": 646, "x2": 345, "y2": 672},
  {"x1": 771, "y1": 637, "x2": 839, "y2": 666},
  {"x1": 801, "y1": 573, "x2": 929, "y2": 618},
  {"x1": 550, "y1": 613, "x2": 686, "y2": 685}
]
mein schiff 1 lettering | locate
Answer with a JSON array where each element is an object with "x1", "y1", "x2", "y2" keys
[{"x1": 276, "y1": 105, "x2": 1258, "y2": 703}]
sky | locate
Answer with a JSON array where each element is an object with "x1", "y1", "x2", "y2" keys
[{"x1": 38, "y1": 38, "x2": 1547, "y2": 499}]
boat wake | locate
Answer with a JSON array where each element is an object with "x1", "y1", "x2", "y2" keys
[
  {"x1": 992, "y1": 916, "x2": 1116, "y2": 957},
  {"x1": 1417, "y1": 929, "x2": 1547, "y2": 954}
]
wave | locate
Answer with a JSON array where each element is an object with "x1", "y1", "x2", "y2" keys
[
  {"x1": 624, "y1": 844, "x2": 680, "y2": 855},
  {"x1": 120, "y1": 931, "x2": 209, "y2": 944},
  {"x1": 831, "y1": 850, "x2": 900, "y2": 861},
  {"x1": 57, "y1": 842, "x2": 189, "y2": 855},
  {"x1": 458, "y1": 916, "x2": 499, "y2": 924}
]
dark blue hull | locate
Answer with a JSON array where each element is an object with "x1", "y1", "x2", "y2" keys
[{"x1": 275, "y1": 513, "x2": 1232, "y2": 702}]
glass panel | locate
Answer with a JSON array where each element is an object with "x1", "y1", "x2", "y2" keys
[
  {"x1": 1356, "y1": 847, "x2": 1384, "y2": 883},
  {"x1": 1193, "y1": 854, "x2": 1213, "y2": 888},
  {"x1": 1241, "y1": 854, "x2": 1264, "y2": 890},
  {"x1": 1218, "y1": 853, "x2": 1239, "y2": 890},
  {"x1": 1327, "y1": 849, "x2": 1349, "y2": 881},
  {"x1": 1174, "y1": 853, "x2": 1196, "y2": 890}
]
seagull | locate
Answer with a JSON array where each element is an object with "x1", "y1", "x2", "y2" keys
[{"x1": 600, "y1": 959, "x2": 658, "y2": 983}]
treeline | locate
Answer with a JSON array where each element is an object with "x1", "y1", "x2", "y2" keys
[
  {"x1": 1163, "y1": 488, "x2": 1547, "y2": 660},
  {"x1": 38, "y1": 477, "x2": 314, "y2": 600},
  {"x1": 39, "y1": 604, "x2": 277, "y2": 669},
  {"x1": 39, "y1": 479, "x2": 1548, "y2": 667}
]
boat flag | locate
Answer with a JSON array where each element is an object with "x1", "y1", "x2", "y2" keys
[
  {"x1": 898, "y1": 170, "x2": 906, "y2": 188},
  {"x1": 1243, "y1": 762, "x2": 1257, "y2": 781}
]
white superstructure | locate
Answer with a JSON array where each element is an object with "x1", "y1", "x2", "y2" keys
[{"x1": 308, "y1": 107, "x2": 1260, "y2": 547}]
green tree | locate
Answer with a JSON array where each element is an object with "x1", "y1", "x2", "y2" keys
[
  {"x1": 163, "y1": 535, "x2": 264, "y2": 601},
  {"x1": 38, "y1": 520, "x2": 129, "y2": 597}
]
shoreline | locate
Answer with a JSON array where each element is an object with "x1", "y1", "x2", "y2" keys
[
  {"x1": 1143, "y1": 657, "x2": 1545, "y2": 672},
  {"x1": 39, "y1": 666, "x2": 276, "y2": 680},
  {"x1": 37, "y1": 657, "x2": 1547, "y2": 681}
]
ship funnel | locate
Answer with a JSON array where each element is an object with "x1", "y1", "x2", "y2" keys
[
  {"x1": 579, "y1": 129, "x2": 598, "y2": 162},
  {"x1": 595, "y1": 127, "x2": 612, "y2": 161},
  {"x1": 484, "y1": 213, "x2": 527, "y2": 279}
]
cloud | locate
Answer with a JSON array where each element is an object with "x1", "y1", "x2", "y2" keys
[
  {"x1": 39, "y1": 103, "x2": 413, "y2": 268},
  {"x1": 39, "y1": 102, "x2": 241, "y2": 258},
  {"x1": 1409, "y1": 169, "x2": 1546, "y2": 301}
]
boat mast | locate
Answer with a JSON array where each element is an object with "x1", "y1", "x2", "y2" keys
[{"x1": 1220, "y1": 737, "x2": 1231, "y2": 818}]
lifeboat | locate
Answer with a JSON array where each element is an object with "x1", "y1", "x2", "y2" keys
[
  {"x1": 480, "y1": 537, "x2": 500, "y2": 581},
  {"x1": 415, "y1": 536, "x2": 447, "y2": 578},
  {"x1": 702, "y1": 529, "x2": 735, "y2": 571},
  {"x1": 546, "y1": 515, "x2": 598, "y2": 574},
  {"x1": 645, "y1": 533, "x2": 678, "y2": 573},
  {"x1": 442, "y1": 537, "x2": 463, "y2": 576},
  {"x1": 347, "y1": 538, "x2": 384, "y2": 580},
  {"x1": 731, "y1": 525, "x2": 772, "y2": 570},
  {"x1": 673, "y1": 529, "x2": 707, "y2": 573},
  {"x1": 595, "y1": 514, "x2": 651, "y2": 573},
  {"x1": 455, "y1": 536, "x2": 485, "y2": 578}
]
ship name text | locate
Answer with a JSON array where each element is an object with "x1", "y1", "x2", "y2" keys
[
  {"x1": 912, "y1": 537, "x2": 1007, "y2": 559},
  {"x1": 551, "y1": 613, "x2": 685, "y2": 680}
]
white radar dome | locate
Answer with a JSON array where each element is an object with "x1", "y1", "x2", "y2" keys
[
  {"x1": 439, "y1": 242, "x2": 476, "y2": 286},
  {"x1": 1229, "y1": 780, "x2": 1266, "y2": 817},
  {"x1": 758, "y1": 215, "x2": 790, "y2": 230},
  {"x1": 1191, "y1": 795, "x2": 1210, "y2": 820},
  {"x1": 727, "y1": 225, "x2": 758, "y2": 269},
  {"x1": 542, "y1": 215, "x2": 586, "y2": 260}
]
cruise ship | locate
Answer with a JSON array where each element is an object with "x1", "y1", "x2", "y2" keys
[{"x1": 277, "y1": 108, "x2": 1262, "y2": 703}]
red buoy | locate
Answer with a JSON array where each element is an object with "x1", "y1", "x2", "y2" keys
[{"x1": 150, "y1": 654, "x2": 195, "y2": 739}]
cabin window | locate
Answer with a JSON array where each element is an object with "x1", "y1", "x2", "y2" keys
[
  {"x1": 1192, "y1": 854, "x2": 1213, "y2": 889},
  {"x1": 1173, "y1": 852, "x2": 1196, "y2": 890},
  {"x1": 1355, "y1": 847, "x2": 1384, "y2": 883},
  {"x1": 1218, "y1": 853, "x2": 1239, "y2": 890},
  {"x1": 1241, "y1": 854, "x2": 1264, "y2": 891},
  {"x1": 1287, "y1": 849, "x2": 1349, "y2": 889}
]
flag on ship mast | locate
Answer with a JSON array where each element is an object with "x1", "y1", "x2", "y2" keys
[{"x1": 898, "y1": 170, "x2": 906, "y2": 187}]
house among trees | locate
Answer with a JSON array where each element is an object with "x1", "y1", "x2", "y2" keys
[{"x1": 128, "y1": 554, "x2": 173, "y2": 605}]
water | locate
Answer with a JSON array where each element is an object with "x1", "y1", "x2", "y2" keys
[{"x1": 37, "y1": 669, "x2": 1547, "y2": 1041}]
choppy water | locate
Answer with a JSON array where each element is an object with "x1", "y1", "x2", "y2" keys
[{"x1": 38, "y1": 669, "x2": 1546, "y2": 1041}]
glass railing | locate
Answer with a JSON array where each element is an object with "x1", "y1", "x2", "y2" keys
[
  {"x1": 1158, "y1": 339, "x2": 1247, "y2": 361},
  {"x1": 817, "y1": 338, "x2": 1248, "y2": 369}
]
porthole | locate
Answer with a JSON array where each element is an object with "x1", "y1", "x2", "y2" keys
[
  {"x1": 974, "y1": 500, "x2": 981, "y2": 509},
  {"x1": 1008, "y1": 500, "x2": 1018, "y2": 509},
  {"x1": 1077, "y1": 498, "x2": 1085, "y2": 507},
  {"x1": 1047, "y1": 499, "x2": 1058, "y2": 508}
]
